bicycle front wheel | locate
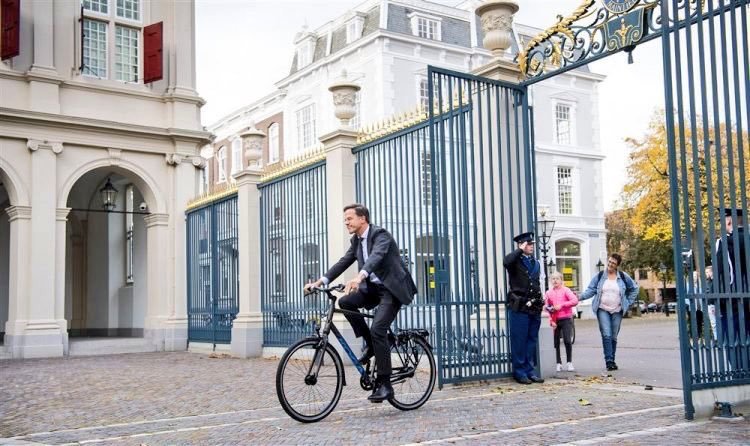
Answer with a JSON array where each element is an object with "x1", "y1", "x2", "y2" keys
[
  {"x1": 388, "y1": 336, "x2": 436, "y2": 411},
  {"x1": 276, "y1": 338, "x2": 344, "y2": 423}
]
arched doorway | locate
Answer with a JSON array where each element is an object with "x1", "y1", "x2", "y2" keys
[{"x1": 64, "y1": 168, "x2": 152, "y2": 350}]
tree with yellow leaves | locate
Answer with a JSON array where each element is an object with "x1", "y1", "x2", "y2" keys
[{"x1": 616, "y1": 110, "x2": 750, "y2": 273}]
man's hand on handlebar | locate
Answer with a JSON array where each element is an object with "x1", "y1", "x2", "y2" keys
[{"x1": 304, "y1": 279, "x2": 324, "y2": 295}]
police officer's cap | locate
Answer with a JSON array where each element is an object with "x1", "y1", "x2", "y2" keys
[
  {"x1": 513, "y1": 232, "x2": 535, "y2": 244},
  {"x1": 718, "y1": 207, "x2": 744, "y2": 217}
]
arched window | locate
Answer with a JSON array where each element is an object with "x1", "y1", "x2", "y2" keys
[
  {"x1": 217, "y1": 146, "x2": 227, "y2": 183},
  {"x1": 268, "y1": 123, "x2": 280, "y2": 163},
  {"x1": 555, "y1": 240, "x2": 582, "y2": 293},
  {"x1": 231, "y1": 138, "x2": 242, "y2": 174}
]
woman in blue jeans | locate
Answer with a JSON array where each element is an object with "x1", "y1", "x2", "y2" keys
[{"x1": 579, "y1": 253, "x2": 639, "y2": 371}]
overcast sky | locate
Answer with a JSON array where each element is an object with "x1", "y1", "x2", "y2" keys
[{"x1": 195, "y1": 0, "x2": 667, "y2": 211}]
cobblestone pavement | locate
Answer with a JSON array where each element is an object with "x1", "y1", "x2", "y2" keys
[{"x1": 1, "y1": 352, "x2": 748, "y2": 445}]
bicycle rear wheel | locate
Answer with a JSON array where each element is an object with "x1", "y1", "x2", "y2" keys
[
  {"x1": 388, "y1": 336, "x2": 436, "y2": 411},
  {"x1": 276, "y1": 338, "x2": 344, "y2": 423}
]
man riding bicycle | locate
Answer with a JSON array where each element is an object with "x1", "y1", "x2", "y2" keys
[{"x1": 304, "y1": 204, "x2": 417, "y2": 402}]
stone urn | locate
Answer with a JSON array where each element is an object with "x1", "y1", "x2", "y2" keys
[
  {"x1": 476, "y1": 0, "x2": 519, "y2": 56},
  {"x1": 328, "y1": 80, "x2": 361, "y2": 127},
  {"x1": 239, "y1": 126, "x2": 265, "y2": 169}
]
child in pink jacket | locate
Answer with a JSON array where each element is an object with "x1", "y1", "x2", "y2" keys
[{"x1": 545, "y1": 271, "x2": 579, "y2": 372}]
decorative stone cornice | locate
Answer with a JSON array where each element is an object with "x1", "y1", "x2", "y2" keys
[
  {"x1": 1, "y1": 107, "x2": 211, "y2": 146},
  {"x1": 27, "y1": 139, "x2": 63, "y2": 154},
  {"x1": 144, "y1": 213, "x2": 169, "y2": 228},
  {"x1": 6, "y1": 206, "x2": 32, "y2": 222},
  {"x1": 56, "y1": 208, "x2": 71, "y2": 222}
]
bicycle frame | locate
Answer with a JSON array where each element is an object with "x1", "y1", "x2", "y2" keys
[
  {"x1": 306, "y1": 289, "x2": 417, "y2": 384},
  {"x1": 304, "y1": 289, "x2": 372, "y2": 382}
]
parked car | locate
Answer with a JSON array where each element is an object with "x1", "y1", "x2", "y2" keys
[
  {"x1": 638, "y1": 300, "x2": 648, "y2": 313},
  {"x1": 647, "y1": 303, "x2": 658, "y2": 313},
  {"x1": 667, "y1": 302, "x2": 677, "y2": 313}
]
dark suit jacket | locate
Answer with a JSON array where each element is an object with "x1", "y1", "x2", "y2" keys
[
  {"x1": 503, "y1": 248, "x2": 543, "y2": 314},
  {"x1": 715, "y1": 227, "x2": 750, "y2": 315},
  {"x1": 324, "y1": 225, "x2": 417, "y2": 305},
  {"x1": 716, "y1": 227, "x2": 748, "y2": 291}
]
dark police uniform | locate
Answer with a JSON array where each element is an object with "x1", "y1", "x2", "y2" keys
[
  {"x1": 714, "y1": 208, "x2": 750, "y2": 367},
  {"x1": 503, "y1": 232, "x2": 544, "y2": 384}
]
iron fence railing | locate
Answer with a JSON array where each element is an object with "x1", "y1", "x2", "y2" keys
[
  {"x1": 186, "y1": 194, "x2": 239, "y2": 344},
  {"x1": 259, "y1": 162, "x2": 328, "y2": 346}
]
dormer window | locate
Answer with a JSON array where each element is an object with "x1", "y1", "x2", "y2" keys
[
  {"x1": 409, "y1": 12, "x2": 441, "y2": 41},
  {"x1": 297, "y1": 44, "x2": 312, "y2": 68},
  {"x1": 346, "y1": 14, "x2": 365, "y2": 44},
  {"x1": 296, "y1": 37, "x2": 315, "y2": 68}
]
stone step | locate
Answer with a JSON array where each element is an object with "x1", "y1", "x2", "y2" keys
[
  {"x1": 0, "y1": 345, "x2": 11, "y2": 360},
  {"x1": 68, "y1": 337, "x2": 157, "y2": 356}
]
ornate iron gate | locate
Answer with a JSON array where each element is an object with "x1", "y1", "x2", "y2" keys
[
  {"x1": 353, "y1": 67, "x2": 535, "y2": 387},
  {"x1": 427, "y1": 67, "x2": 535, "y2": 386},
  {"x1": 186, "y1": 194, "x2": 239, "y2": 344},
  {"x1": 518, "y1": 0, "x2": 750, "y2": 419}
]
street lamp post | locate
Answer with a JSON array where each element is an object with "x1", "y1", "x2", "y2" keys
[
  {"x1": 659, "y1": 262, "x2": 668, "y2": 316},
  {"x1": 537, "y1": 215, "x2": 556, "y2": 291}
]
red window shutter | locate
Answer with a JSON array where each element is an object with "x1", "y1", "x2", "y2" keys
[
  {"x1": 143, "y1": 21, "x2": 163, "y2": 83},
  {"x1": 1, "y1": 0, "x2": 20, "y2": 60}
]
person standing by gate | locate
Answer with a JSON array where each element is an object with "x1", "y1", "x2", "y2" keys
[
  {"x1": 504, "y1": 232, "x2": 545, "y2": 385},
  {"x1": 714, "y1": 207, "x2": 750, "y2": 368},
  {"x1": 304, "y1": 204, "x2": 417, "y2": 402},
  {"x1": 579, "y1": 253, "x2": 638, "y2": 371},
  {"x1": 545, "y1": 271, "x2": 578, "y2": 372}
]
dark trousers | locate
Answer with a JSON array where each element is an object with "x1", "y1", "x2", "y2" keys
[
  {"x1": 508, "y1": 308, "x2": 541, "y2": 380},
  {"x1": 686, "y1": 309, "x2": 704, "y2": 338},
  {"x1": 554, "y1": 317, "x2": 574, "y2": 364},
  {"x1": 719, "y1": 311, "x2": 750, "y2": 370},
  {"x1": 339, "y1": 283, "x2": 401, "y2": 377}
]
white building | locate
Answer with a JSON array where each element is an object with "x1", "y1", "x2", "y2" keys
[
  {"x1": 0, "y1": 0, "x2": 209, "y2": 358},
  {"x1": 207, "y1": 0, "x2": 607, "y2": 294}
]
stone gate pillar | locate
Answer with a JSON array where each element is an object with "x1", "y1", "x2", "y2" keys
[
  {"x1": 473, "y1": 1, "x2": 555, "y2": 378},
  {"x1": 230, "y1": 128, "x2": 265, "y2": 358}
]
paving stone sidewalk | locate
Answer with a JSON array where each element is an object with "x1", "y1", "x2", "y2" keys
[{"x1": 0, "y1": 352, "x2": 747, "y2": 445}]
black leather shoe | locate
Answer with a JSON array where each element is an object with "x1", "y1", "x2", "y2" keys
[
  {"x1": 368, "y1": 381, "x2": 394, "y2": 403},
  {"x1": 606, "y1": 361, "x2": 616, "y2": 371},
  {"x1": 528, "y1": 375, "x2": 545, "y2": 383},
  {"x1": 611, "y1": 361, "x2": 619, "y2": 370},
  {"x1": 358, "y1": 347, "x2": 374, "y2": 365},
  {"x1": 514, "y1": 376, "x2": 532, "y2": 385}
]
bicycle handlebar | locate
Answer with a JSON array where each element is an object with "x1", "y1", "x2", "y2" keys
[{"x1": 304, "y1": 283, "x2": 345, "y2": 296}]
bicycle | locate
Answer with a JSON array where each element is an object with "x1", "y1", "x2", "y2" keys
[{"x1": 275, "y1": 284, "x2": 436, "y2": 423}]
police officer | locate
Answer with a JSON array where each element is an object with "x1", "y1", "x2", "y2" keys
[{"x1": 504, "y1": 232, "x2": 545, "y2": 385}]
